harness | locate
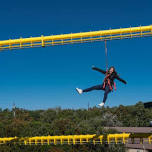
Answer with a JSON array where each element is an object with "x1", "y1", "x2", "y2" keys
[
  {"x1": 103, "y1": 41, "x2": 116, "y2": 91},
  {"x1": 103, "y1": 72, "x2": 116, "y2": 91}
]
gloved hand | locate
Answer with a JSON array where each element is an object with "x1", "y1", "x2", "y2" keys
[{"x1": 92, "y1": 65, "x2": 95, "y2": 69}]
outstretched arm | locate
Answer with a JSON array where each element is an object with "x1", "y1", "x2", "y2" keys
[
  {"x1": 116, "y1": 75, "x2": 127, "y2": 84},
  {"x1": 92, "y1": 66, "x2": 106, "y2": 74}
]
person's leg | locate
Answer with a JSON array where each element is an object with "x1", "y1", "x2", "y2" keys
[
  {"x1": 98, "y1": 85, "x2": 111, "y2": 106},
  {"x1": 83, "y1": 85, "x2": 103, "y2": 92},
  {"x1": 102, "y1": 86, "x2": 111, "y2": 104}
]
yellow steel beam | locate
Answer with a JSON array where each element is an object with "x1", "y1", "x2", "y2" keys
[
  {"x1": 0, "y1": 25, "x2": 152, "y2": 51},
  {"x1": 0, "y1": 133, "x2": 152, "y2": 145},
  {"x1": 0, "y1": 134, "x2": 126, "y2": 145}
]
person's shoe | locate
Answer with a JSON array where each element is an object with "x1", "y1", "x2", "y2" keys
[
  {"x1": 98, "y1": 102, "x2": 104, "y2": 107},
  {"x1": 76, "y1": 88, "x2": 83, "y2": 94}
]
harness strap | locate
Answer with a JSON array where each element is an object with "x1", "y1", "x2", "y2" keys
[
  {"x1": 103, "y1": 72, "x2": 116, "y2": 91},
  {"x1": 103, "y1": 41, "x2": 117, "y2": 91},
  {"x1": 107, "y1": 79, "x2": 113, "y2": 90},
  {"x1": 114, "y1": 82, "x2": 116, "y2": 91}
]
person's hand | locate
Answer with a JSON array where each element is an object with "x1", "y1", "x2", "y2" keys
[{"x1": 92, "y1": 65, "x2": 95, "y2": 69}]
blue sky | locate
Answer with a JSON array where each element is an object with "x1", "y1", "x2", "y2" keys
[{"x1": 0, "y1": 0, "x2": 152, "y2": 109}]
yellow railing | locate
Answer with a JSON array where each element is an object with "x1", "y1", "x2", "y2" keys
[
  {"x1": 0, "y1": 133, "x2": 151, "y2": 145},
  {"x1": 107, "y1": 133, "x2": 130, "y2": 144},
  {"x1": 1, "y1": 133, "x2": 152, "y2": 145},
  {"x1": 0, "y1": 25, "x2": 152, "y2": 51}
]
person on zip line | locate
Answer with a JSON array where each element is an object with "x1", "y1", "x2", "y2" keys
[{"x1": 76, "y1": 66, "x2": 127, "y2": 107}]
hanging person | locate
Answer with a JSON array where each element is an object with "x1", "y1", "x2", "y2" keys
[{"x1": 76, "y1": 66, "x2": 127, "y2": 107}]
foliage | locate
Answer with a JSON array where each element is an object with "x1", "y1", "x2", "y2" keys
[{"x1": 0, "y1": 101, "x2": 151, "y2": 151}]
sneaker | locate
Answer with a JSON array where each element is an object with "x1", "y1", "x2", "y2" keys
[
  {"x1": 98, "y1": 102, "x2": 104, "y2": 107},
  {"x1": 76, "y1": 88, "x2": 83, "y2": 94}
]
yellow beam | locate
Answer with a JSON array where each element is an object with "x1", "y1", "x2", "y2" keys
[
  {"x1": 0, "y1": 25, "x2": 152, "y2": 51},
  {"x1": 0, "y1": 134, "x2": 129, "y2": 145},
  {"x1": 0, "y1": 133, "x2": 152, "y2": 145}
]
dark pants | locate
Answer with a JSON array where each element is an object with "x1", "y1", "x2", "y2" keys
[{"x1": 83, "y1": 84, "x2": 111, "y2": 103}]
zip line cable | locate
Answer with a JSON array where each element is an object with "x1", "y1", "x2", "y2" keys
[{"x1": 104, "y1": 40, "x2": 108, "y2": 70}]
